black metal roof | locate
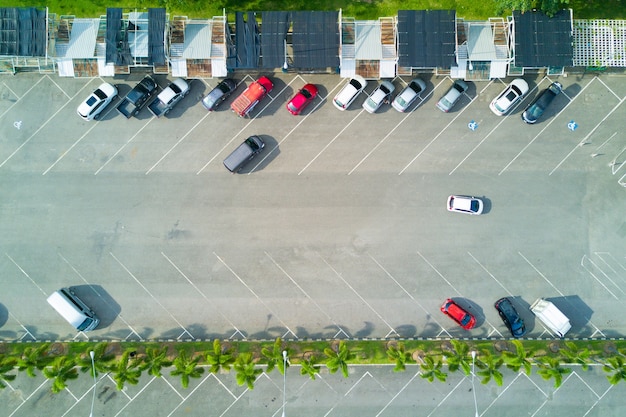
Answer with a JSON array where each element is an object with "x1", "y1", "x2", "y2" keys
[
  {"x1": 148, "y1": 8, "x2": 166, "y2": 65},
  {"x1": 0, "y1": 7, "x2": 46, "y2": 57},
  {"x1": 513, "y1": 10, "x2": 573, "y2": 67},
  {"x1": 291, "y1": 11, "x2": 339, "y2": 69},
  {"x1": 397, "y1": 10, "x2": 456, "y2": 68},
  {"x1": 235, "y1": 11, "x2": 260, "y2": 68},
  {"x1": 261, "y1": 11, "x2": 290, "y2": 68}
]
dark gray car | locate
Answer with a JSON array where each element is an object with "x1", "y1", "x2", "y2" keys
[
  {"x1": 202, "y1": 78, "x2": 237, "y2": 111},
  {"x1": 494, "y1": 297, "x2": 526, "y2": 338},
  {"x1": 521, "y1": 82, "x2": 562, "y2": 124},
  {"x1": 223, "y1": 135, "x2": 265, "y2": 173}
]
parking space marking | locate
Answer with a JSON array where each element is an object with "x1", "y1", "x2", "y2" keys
[
  {"x1": 580, "y1": 255, "x2": 621, "y2": 299},
  {"x1": 595, "y1": 77, "x2": 622, "y2": 100},
  {"x1": 265, "y1": 252, "x2": 349, "y2": 338},
  {"x1": 375, "y1": 372, "x2": 420, "y2": 417},
  {"x1": 111, "y1": 375, "x2": 156, "y2": 417},
  {"x1": 110, "y1": 252, "x2": 194, "y2": 339},
  {"x1": 161, "y1": 252, "x2": 245, "y2": 339},
  {"x1": 550, "y1": 94, "x2": 626, "y2": 176},
  {"x1": 426, "y1": 377, "x2": 467, "y2": 417},
  {"x1": 369, "y1": 254, "x2": 451, "y2": 336},
  {"x1": 59, "y1": 252, "x2": 144, "y2": 340},
  {"x1": 46, "y1": 74, "x2": 72, "y2": 100},
  {"x1": 467, "y1": 252, "x2": 514, "y2": 296},
  {"x1": 0, "y1": 80, "x2": 93, "y2": 170},
  {"x1": 7, "y1": 312, "x2": 37, "y2": 341},
  {"x1": 5, "y1": 253, "x2": 48, "y2": 297},
  {"x1": 94, "y1": 118, "x2": 155, "y2": 175},
  {"x1": 214, "y1": 252, "x2": 297, "y2": 339},
  {"x1": 399, "y1": 77, "x2": 483, "y2": 175},
  {"x1": 7, "y1": 378, "x2": 49, "y2": 417},
  {"x1": 165, "y1": 374, "x2": 217, "y2": 417},
  {"x1": 0, "y1": 76, "x2": 45, "y2": 119},
  {"x1": 321, "y1": 256, "x2": 398, "y2": 337}
]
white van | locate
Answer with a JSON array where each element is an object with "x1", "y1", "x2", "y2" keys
[
  {"x1": 47, "y1": 287, "x2": 100, "y2": 332},
  {"x1": 530, "y1": 298, "x2": 571, "y2": 337}
]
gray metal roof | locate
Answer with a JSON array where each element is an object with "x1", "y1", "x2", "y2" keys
[
  {"x1": 65, "y1": 19, "x2": 98, "y2": 59},
  {"x1": 355, "y1": 21, "x2": 382, "y2": 60},
  {"x1": 467, "y1": 23, "x2": 497, "y2": 61},
  {"x1": 183, "y1": 21, "x2": 212, "y2": 59}
]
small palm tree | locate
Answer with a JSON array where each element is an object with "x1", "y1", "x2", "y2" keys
[
  {"x1": 233, "y1": 353, "x2": 262, "y2": 390},
  {"x1": 418, "y1": 356, "x2": 447, "y2": 383},
  {"x1": 476, "y1": 350, "x2": 504, "y2": 386},
  {"x1": 561, "y1": 341, "x2": 591, "y2": 371},
  {"x1": 300, "y1": 355, "x2": 320, "y2": 380},
  {"x1": 261, "y1": 337, "x2": 287, "y2": 374},
  {"x1": 171, "y1": 349, "x2": 204, "y2": 389},
  {"x1": 536, "y1": 356, "x2": 571, "y2": 388},
  {"x1": 0, "y1": 356, "x2": 17, "y2": 389},
  {"x1": 43, "y1": 357, "x2": 79, "y2": 393},
  {"x1": 324, "y1": 341, "x2": 354, "y2": 378},
  {"x1": 17, "y1": 343, "x2": 51, "y2": 377},
  {"x1": 603, "y1": 356, "x2": 626, "y2": 385},
  {"x1": 502, "y1": 340, "x2": 534, "y2": 375},
  {"x1": 109, "y1": 350, "x2": 143, "y2": 390},
  {"x1": 141, "y1": 346, "x2": 172, "y2": 377},
  {"x1": 443, "y1": 340, "x2": 472, "y2": 376},
  {"x1": 206, "y1": 339, "x2": 235, "y2": 374},
  {"x1": 78, "y1": 342, "x2": 114, "y2": 377},
  {"x1": 386, "y1": 342, "x2": 413, "y2": 372}
]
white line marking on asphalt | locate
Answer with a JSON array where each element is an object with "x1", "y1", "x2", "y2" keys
[
  {"x1": 580, "y1": 255, "x2": 620, "y2": 299},
  {"x1": 110, "y1": 252, "x2": 194, "y2": 339},
  {"x1": 94, "y1": 117, "x2": 155, "y2": 175},
  {"x1": 375, "y1": 372, "x2": 420, "y2": 417},
  {"x1": 165, "y1": 374, "x2": 215, "y2": 417},
  {"x1": 467, "y1": 252, "x2": 513, "y2": 296},
  {"x1": 43, "y1": 119, "x2": 102, "y2": 175},
  {"x1": 0, "y1": 80, "x2": 92, "y2": 170},
  {"x1": 7, "y1": 378, "x2": 50, "y2": 417},
  {"x1": 5, "y1": 253, "x2": 47, "y2": 296},
  {"x1": 214, "y1": 252, "x2": 297, "y2": 338},
  {"x1": 595, "y1": 76, "x2": 621, "y2": 100},
  {"x1": 8, "y1": 312, "x2": 36, "y2": 341},
  {"x1": 550, "y1": 95, "x2": 625, "y2": 176},
  {"x1": 416, "y1": 252, "x2": 462, "y2": 295},
  {"x1": 582, "y1": 384, "x2": 615, "y2": 417},
  {"x1": 59, "y1": 252, "x2": 144, "y2": 340},
  {"x1": 161, "y1": 252, "x2": 245, "y2": 339},
  {"x1": 426, "y1": 377, "x2": 467, "y2": 417},
  {"x1": 595, "y1": 132, "x2": 617, "y2": 151},
  {"x1": 112, "y1": 375, "x2": 157, "y2": 417},
  {"x1": 0, "y1": 76, "x2": 46, "y2": 118},
  {"x1": 46, "y1": 74, "x2": 72, "y2": 99}
]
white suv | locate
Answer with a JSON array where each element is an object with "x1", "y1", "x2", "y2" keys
[{"x1": 333, "y1": 75, "x2": 367, "y2": 111}]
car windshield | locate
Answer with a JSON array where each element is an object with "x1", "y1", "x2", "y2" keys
[
  {"x1": 409, "y1": 82, "x2": 422, "y2": 93},
  {"x1": 300, "y1": 89, "x2": 312, "y2": 99},
  {"x1": 349, "y1": 79, "x2": 363, "y2": 89},
  {"x1": 396, "y1": 96, "x2": 407, "y2": 106},
  {"x1": 470, "y1": 200, "x2": 479, "y2": 212},
  {"x1": 245, "y1": 137, "x2": 260, "y2": 151},
  {"x1": 94, "y1": 89, "x2": 107, "y2": 100}
]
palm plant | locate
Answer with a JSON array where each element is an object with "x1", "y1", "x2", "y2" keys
[
  {"x1": 502, "y1": 340, "x2": 534, "y2": 375},
  {"x1": 475, "y1": 350, "x2": 504, "y2": 386},
  {"x1": 536, "y1": 356, "x2": 571, "y2": 388},
  {"x1": 300, "y1": 355, "x2": 320, "y2": 380},
  {"x1": 233, "y1": 353, "x2": 262, "y2": 390},
  {"x1": 561, "y1": 341, "x2": 591, "y2": 371},
  {"x1": 0, "y1": 356, "x2": 17, "y2": 389},
  {"x1": 171, "y1": 349, "x2": 204, "y2": 389},
  {"x1": 141, "y1": 346, "x2": 172, "y2": 377},
  {"x1": 109, "y1": 350, "x2": 143, "y2": 390},
  {"x1": 324, "y1": 341, "x2": 354, "y2": 378},
  {"x1": 602, "y1": 356, "x2": 626, "y2": 385},
  {"x1": 206, "y1": 339, "x2": 235, "y2": 374},
  {"x1": 17, "y1": 343, "x2": 51, "y2": 377},
  {"x1": 43, "y1": 356, "x2": 79, "y2": 393},
  {"x1": 78, "y1": 342, "x2": 114, "y2": 377},
  {"x1": 261, "y1": 337, "x2": 287, "y2": 374},
  {"x1": 442, "y1": 340, "x2": 472, "y2": 376},
  {"x1": 386, "y1": 342, "x2": 413, "y2": 372},
  {"x1": 418, "y1": 355, "x2": 447, "y2": 382}
]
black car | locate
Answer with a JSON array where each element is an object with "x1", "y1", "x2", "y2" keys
[
  {"x1": 202, "y1": 78, "x2": 237, "y2": 111},
  {"x1": 521, "y1": 82, "x2": 562, "y2": 124},
  {"x1": 494, "y1": 297, "x2": 526, "y2": 338}
]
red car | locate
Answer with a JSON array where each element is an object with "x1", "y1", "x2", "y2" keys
[
  {"x1": 286, "y1": 83, "x2": 318, "y2": 115},
  {"x1": 440, "y1": 298, "x2": 476, "y2": 330}
]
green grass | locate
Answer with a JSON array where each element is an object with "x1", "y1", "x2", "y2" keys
[{"x1": 0, "y1": 0, "x2": 623, "y2": 20}]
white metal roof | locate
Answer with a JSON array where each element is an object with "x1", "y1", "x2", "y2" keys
[
  {"x1": 65, "y1": 18, "x2": 99, "y2": 58},
  {"x1": 183, "y1": 21, "x2": 213, "y2": 59},
  {"x1": 355, "y1": 20, "x2": 382, "y2": 60}
]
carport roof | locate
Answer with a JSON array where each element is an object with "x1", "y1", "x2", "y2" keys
[
  {"x1": 64, "y1": 18, "x2": 98, "y2": 59},
  {"x1": 513, "y1": 9, "x2": 573, "y2": 67},
  {"x1": 0, "y1": 7, "x2": 47, "y2": 57},
  {"x1": 397, "y1": 9, "x2": 456, "y2": 68},
  {"x1": 292, "y1": 11, "x2": 339, "y2": 69}
]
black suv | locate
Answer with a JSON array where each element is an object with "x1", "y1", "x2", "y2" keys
[
  {"x1": 494, "y1": 297, "x2": 526, "y2": 338},
  {"x1": 521, "y1": 82, "x2": 562, "y2": 124}
]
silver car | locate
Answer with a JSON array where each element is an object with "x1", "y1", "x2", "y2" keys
[
  {"x1": 392, "y1": 78, "x2": 426, "y2": 112},
  {"x1": 362, "y1": 80, "x2": 395, "y2": 114},
  {"x1": 436, "y1": 79, "x2": 469, "y2": 113}
]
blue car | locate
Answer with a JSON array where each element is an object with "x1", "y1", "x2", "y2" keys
[{"x1": 494, "y1": 297, "x2": 526, "y2": 338}]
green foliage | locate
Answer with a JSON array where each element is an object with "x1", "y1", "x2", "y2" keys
[
  {"x1": 419, "y1": 355, "x2": 447, "y2": 382},
  {"x1": 502, "y1": 340, "x2": 534, "y2": 375},
  {"x1": 324, "y1": 341, "x2": 355, "y2": 378},
  {"x1": 442, "y1": 340, "x2": 472, "y2": 376},
  {"x1": 536, "y1": 356, "x2": 571, "y2": 388},
  {"x1": 141, "y1": 346, "x2": 173, "y2": 377},
  {"x1": 386, "y1": 342, "x2": 413, "y2": 372},
  {"x1": 603, "y1": 356, "x2": 626, "y2": 385},
  {"x1": 261, "y1": 337, "x2": 287, "y2": 374},
  {"x1": 205, "y1": 339, "x2": 235, "y2": 374},
  {"x1": 234, "y1": 352, "x2": 262, "y2": 390},
  {"x1": 17, "y1": 343, "x2": 51, "y2": 378},
  {"x1": 43, "y1": 356, "x2": 78, "y2": 393},
  {"x1": 0, "y1": 356, "x2": 17, "y2": 389},
  {"x1": 561, "y1": 341, "x2": 591, "y2": 371},
  {"x1": 171, "y1": 349, "x2": 204, "y2": 388},
  {"x1": 476, "y1": 350, "x2": 504, "y2": 386},
  {"x1": 78, "y1": 342, "x2": 114, "y2": 377},
  {"x1": 109, "y1": 350, "x2": 143, "y2": 391},
  {"x1": 300, "y1": 355, "x2": 321, "y2": 380}
]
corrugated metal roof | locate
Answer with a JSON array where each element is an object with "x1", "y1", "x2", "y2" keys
[
  {"x1": 65, "y1": 19, "x2": 98, "y2": 58},
  {"x1": 514, "y1": 10, "x2": 573, "y2": 67},
  {"x1": 183, "y1": 21, "x2": 212, "y2": 59},
  {"x1": 355, "y1": 21, "x2": 382, "y2": 60},
  {"x1": 468, "y1": 23, "x2": 497, "y2": 61}
]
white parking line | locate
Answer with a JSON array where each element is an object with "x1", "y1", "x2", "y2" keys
[
  {"x1": 467, "y1": 252, "x2": 513, "y2": 296},
  {"x1": 580, "y1": 255, "x2": 621, "y2": 299},
  {"x1": 94, "y1": 117, "x2": 155, "y2": 175},
  {"x1": 46, "y1": 74, "x2": 72, "y2": 99},
  {"x1": 550, "y1": 95, "x2": 626, "y2": 175},
  {"x1": 5, "y1": 253, "x2": 47, "y2": 297},
  {"x1": 0, "y1": 76, "x2": 46, "y2": 120}
]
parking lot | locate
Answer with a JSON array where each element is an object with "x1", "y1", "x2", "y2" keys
[{"x1": 0, "y1": 70, "x2": 624, "y2": 342}]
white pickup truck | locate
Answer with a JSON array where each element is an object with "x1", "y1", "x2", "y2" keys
[{"x1": 148, "y1": 78, "x2": 190, "y2": 118}]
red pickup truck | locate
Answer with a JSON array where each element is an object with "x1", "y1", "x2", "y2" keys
[{"x1": 230, "y1": 76, "x2": 273, "y2": 117}]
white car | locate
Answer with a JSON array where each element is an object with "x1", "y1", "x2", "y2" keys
[
  {"x1": 333, "y1": 75, "x2": 367, "y2": 111},
  {"x1": 363, "y1": 80, "x2": 395, "y2": 113},
  {"x1": 77, "y1": 82, "x2": 118, "y2": 121},
  {"x1": 447, "y1": 195, "x2": 484, "y2": 215},
  {"x1": 392, "y1": 78, "x2": 426, "y2": 112},
  {"x1": 489, "y1": 78, "x2": 529, "y2": 116}
]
